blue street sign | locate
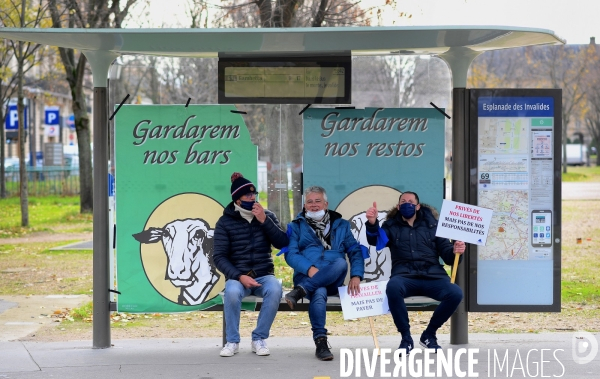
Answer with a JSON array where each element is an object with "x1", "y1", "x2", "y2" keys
[
  {"x1": 45, "y1": 107, "x2": 60, "y2": 125},
  {"x1": 4, "y1": 104, "x2": 27, "y2": 130},
  {"x1": 108, "y1": 173, "x2": 115, "y2": 197},
  {"x1": 67, "y1": 114, "x2": 75, "y2": 129}
]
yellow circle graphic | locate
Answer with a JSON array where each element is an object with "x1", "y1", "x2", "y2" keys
[
  {"x1": 139, "y1": 193, "x2": 225, "y2": 305},
  {"x1": 336, "y1": 185, "x2": 401, "y2": 284}
]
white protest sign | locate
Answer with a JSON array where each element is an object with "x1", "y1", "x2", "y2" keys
[
  {"x1": 338, "y1": 280, "x2": 389, "y2": 320},
  {"x1": 436, "y1": 199, "x2": 493, "y2": 246}
]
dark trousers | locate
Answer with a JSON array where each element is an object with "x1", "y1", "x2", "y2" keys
[
  {"x1": 386, "y1": 275, "x2": 463, "y2": 338},
  {"x1": 294, "y1": 258, "x2": 348, "y2": 339}
]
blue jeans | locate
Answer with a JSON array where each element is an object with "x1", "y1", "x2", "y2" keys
[
  {"x1": 386, "y1": 275, "x2": 463, "y2": 338},
  {"x1": 223, "y1": 274, "x2": 282, "y2": 343},
  {"x1": 294, "y1": 258, "x2": 348, "y2": 340}
]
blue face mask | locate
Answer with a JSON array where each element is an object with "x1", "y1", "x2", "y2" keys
[
  {"x1": 399, "y1": 203, "x2": 416, "y2": 218},
  {"x1": 240, "y1": 200, "x2": 255, "y2": 211}
]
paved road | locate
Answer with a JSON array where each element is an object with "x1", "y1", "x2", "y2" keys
[
  {"x1": 446, "y1": 181, "x2": 600, "y2": 200},
  {"x1": 561, "y1": 182, "x2": 600, "y2": 200}
]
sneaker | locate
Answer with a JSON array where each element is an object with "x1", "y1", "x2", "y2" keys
[
  {"x1": 220, "y1": 342, "x2": 239, "y2": 357},
  {"x1": 251, "y1": 339, "x2": 270, "y2": 356},
  {"x1": 419, "y1": 333, "x2": 442, "y2": 353},
  {"x1": 285, "y1": 286, "x2": 307, "y2": 310},
  {"x1": 315, "y1": 336, "x2": 334, "y2": 361},
  {"x1": 398, "y1": 336, "x2": 414, "y2": 355}
]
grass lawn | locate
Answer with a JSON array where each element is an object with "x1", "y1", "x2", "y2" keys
[
  {"x1": 0, "y1": 196, "x2": 92, "y2": 238},
  {"x1": 0, "y1": 242, "x2": 92, "y2": 295},
  {"x1": 561, "y1": 164, "x2": 600, "y2": 182}
]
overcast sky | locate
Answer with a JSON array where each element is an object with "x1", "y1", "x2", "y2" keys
[
  {"x1": 394, "y1": 0, "x2": 597, "y2": 45},
  {"x1": 139, "y1": 0, "x2": 598, "y2": 45}
]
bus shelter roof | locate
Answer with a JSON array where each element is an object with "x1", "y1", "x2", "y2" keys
[{"x1": 0, "y1": 25, "x2": 563, "y2": 58}]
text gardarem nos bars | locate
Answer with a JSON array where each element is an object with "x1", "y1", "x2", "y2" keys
[{"x1": 131, "y1": 115, "x2": 240, "y2": 165}]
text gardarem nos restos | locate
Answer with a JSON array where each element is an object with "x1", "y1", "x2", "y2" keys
[
  {"x1": 131, "y1": 115, "x2": 239, "y2": 165},
  {"x1": 319, "y1": 108, "x2": 432, "y2": 158}
]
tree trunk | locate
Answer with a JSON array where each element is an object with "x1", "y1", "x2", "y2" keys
[
  {"x1": 68, "y1": 54, "x2": 94, "y2": 213},
  {"x1": 17, "y1": 38, "x2": 28, "y2": 226}
]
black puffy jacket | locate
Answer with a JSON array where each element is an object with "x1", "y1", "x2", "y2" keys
[
  {"x1": 213, "y1": 202, "x2": 289, "y2": 281},
  {"x1": 366, "y1": 206, "x2": 460, "y2": 278}
]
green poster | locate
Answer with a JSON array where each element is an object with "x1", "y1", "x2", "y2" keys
[{"x1": 114, "y1": 105, "x2": 257, "y2": 313}]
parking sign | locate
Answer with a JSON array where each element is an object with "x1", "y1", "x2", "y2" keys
[
  {"x1": 4, "y1": 104, "x2": 27, "y2": 130},
  {"x1": 45, "y1": 106, "x2": 60, "y2": 125}
]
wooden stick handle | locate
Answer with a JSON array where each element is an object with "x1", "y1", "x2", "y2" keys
[
  {"x1": 450, "y1": 252, "x2": 459, "y2": 284},
  {"x1": 368, "y1": 316, "x2": 380, "y2": 355}
]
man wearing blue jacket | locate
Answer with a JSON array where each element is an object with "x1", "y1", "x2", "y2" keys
[
  {"x1": 213, "y1": 172, "x2": 289, "y2": 358},
  {"x1": 284, "y1": 186, "x2": 364, "y2": 361},
  {"x1": 365, "y1": 191, "x2": 465, "y2": 355}
]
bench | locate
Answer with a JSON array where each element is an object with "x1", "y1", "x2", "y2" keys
[{"x1": 217, "y1": 293, "x2": 440, "y2": 346}]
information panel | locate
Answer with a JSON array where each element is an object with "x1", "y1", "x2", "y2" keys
[
  {"x1": 218, "y1": 56, "x2": 351, "y2": 104},
  {"x1": 468, "y1": 89, "x2": 561, "y2": 312}
]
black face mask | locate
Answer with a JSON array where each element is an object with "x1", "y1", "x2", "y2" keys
[{"x1": 240, "y1": 200, "x2": 255, "y2": 211}]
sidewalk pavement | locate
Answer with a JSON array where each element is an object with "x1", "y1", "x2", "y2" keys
[
  {"x1": 0, "y1": 333, "x2": 598, "y2": 378},
  {"x1": 0, "y1": 295, "x2": 91, "y2": 342}
]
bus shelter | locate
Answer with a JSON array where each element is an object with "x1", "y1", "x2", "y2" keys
[{"x1": 0, "y1": 26, "x2": 564, "y2": 348}]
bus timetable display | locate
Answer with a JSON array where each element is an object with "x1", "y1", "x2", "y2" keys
[
  {"x1": 218, "y1": 57, "x2": 351, "y2": 104},
  {"x1": 468, "y1": 88, "x2": 562, "y2": 312}
]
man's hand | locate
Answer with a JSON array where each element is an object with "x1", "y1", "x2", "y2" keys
[
  {"x1": 453, "y1": 240, "x2": 466, "y2": 255},
  {"x1": 347, "y1": 276, "x2": 361, "y2": 296},
  {"x1": 308, "y1": 266, "x2": 319, "y2": 278},
  {"x1": 366, "y1": 201, "x2": 378, "y2": 225},
  {"x1": 252, "y1": 202, "x2": 267, "y2": 223},
  {"x1": 239, "y1": 274, "x2": 261, "y2": 289}
]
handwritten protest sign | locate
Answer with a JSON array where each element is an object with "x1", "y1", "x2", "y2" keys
[
  {"x1": 338, "y1": 281, "x2": 389, "y2": 320},
  {"x1": 436, "y1": 200, "x2": 493, "y2": 245}
]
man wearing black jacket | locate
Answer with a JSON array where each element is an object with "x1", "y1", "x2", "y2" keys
[
  {"x1": 365, "y1": 191, "x2": 465, "y2": 355},
  {"x1": 213, "y1": 172, "x2": 289, "y2": 358}
]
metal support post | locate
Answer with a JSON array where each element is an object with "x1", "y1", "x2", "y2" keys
[
  {"x1": 83, "y1": 50, "x2": 118, "y2": 349},
  {"x1": 93, "y1": 87, "x2": 110, "y2": 348},
  {"x1": 450, "y1": 88, "x2": 470, "y2": 345},
  {"x1": 439, "y1": 46, "x2": 482, "y2": 345}
]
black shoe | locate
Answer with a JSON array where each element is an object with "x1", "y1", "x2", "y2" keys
[
  {"x1": 398, "y1": 336, "x2": 414, "y2": 356},
  {"x1": 285, "y1": 286, "x2": 306, "y2": 310},
  {"x1": 419, "y1": 333, "x2": 442, "y2": 353},
  {"x1": 315, "y1": 337, "x2": 334, "y2": 361}
]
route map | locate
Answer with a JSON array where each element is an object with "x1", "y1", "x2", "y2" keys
[
  {"x1": 479, "y1": 118, "x2": 528, "y2": 155},
  {"x1": 478, "y1": 190, "x2": 529, "y2": 260}
]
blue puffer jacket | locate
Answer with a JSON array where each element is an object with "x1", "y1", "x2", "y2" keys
[
  {"x1": 366, "y1": 206, "x2": 460, "y2": 279},
  {"x1": 285, "y1": 210, "x2": 364, "y2": 281},
  {"x1": 213, "y1": 202, "x2": 289, "y2": 281}
]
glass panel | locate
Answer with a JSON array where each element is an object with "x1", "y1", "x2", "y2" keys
[{"x1": 108, "y1": 55, "x2": 452, "y2": 227}]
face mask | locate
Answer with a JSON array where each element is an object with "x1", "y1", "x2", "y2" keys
[
  {"x1": 306, "y1": 209, "x2": 325, "y2": 220},
  {"x1": 240, "y1": 200, "x2": 255, "y2": 211},
  {"x1": 399, "y1": 203, "x2": 416, "y2": 218}
]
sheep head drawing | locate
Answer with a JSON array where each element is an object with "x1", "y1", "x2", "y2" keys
[{"x1": 133, "y1": 218, "x2": 220, "y2": 305}]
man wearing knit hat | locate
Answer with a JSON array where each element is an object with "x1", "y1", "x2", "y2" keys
[{"x1": 213, "y1": 172, "x2": 289, "y2": 357}]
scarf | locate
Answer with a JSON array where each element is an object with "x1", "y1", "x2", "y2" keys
[
  {"x1": 234, "y1": 204, "x2": 254, "y2": 223},
  {"x1": 305, "y1": 210, "x2": 331, "y2": 249}
]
